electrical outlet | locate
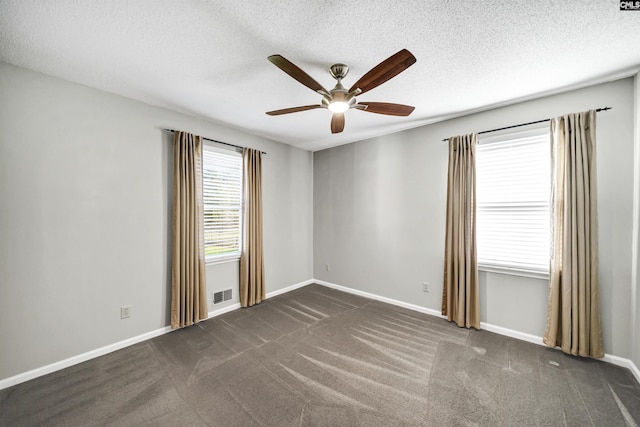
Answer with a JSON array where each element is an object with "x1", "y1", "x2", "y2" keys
[
  {"x1": 325, "y1": 263, "x2": 330, "y2": 272},
  {"x1": 422, "y1": 282, "x2": 429, "y2": 293},
  {"x1": 120, "y1": 306, "x2": 131, "y2": 319}
]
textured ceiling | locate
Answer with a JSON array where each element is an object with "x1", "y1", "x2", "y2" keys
[{"x1": 1, "y1": 1, "x2": 639, "y2": 151}]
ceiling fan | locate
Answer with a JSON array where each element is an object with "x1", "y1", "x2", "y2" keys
[{"x1": 266, "y1": 49, "x2": 416, "y2": 134}]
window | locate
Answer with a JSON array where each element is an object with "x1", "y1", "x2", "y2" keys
[
  {"x1": 202, "y1": 145, "x2": 242, "y2": 263},
  {"x1": 475, "y1": 127, "x2": 550, "y2": 277}
]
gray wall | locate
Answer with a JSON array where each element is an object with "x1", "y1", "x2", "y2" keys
[
  {"x1": 1, "y1": 59, "x2": 637, "y2": 383},
  {"x1": 314, "y1": 78, "x2": 636, "y2": 358},
  {"x1": 633, "y1": 74, "x2": 640, "y2": 369},
  {"x1": 0, "y1": 62, "x2": 313, "y2": 381}
]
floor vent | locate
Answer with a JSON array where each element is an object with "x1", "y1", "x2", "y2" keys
[{"x1": 213, "y1": 289, "x2": 233, "y2": 304}]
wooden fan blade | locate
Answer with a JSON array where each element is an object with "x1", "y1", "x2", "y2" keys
[
  {"x1": 266, "y1": 105, "x2": 323, "y2": 116},
  {"x1": 268, "y1": 55, "x2": 329, "y2": 94},
  {"x1": 348, "y1": 49, "x2": 416, "y2": 95},
  {"x1": 331, "y1": 113, "x2": 345, "y2": 134},
  {"x1": 356, "y1": 102, "x2": 415, "y2": 116}
]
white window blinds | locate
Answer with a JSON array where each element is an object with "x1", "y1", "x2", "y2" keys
[
  {"x1": 476, "y1": 128, "x2": 550, "y2": 276},
  {"x1": 202, "y1": 146, "x2": 242, "y2": 262}
]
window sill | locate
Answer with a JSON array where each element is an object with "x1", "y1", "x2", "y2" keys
[
  {"x1": 478, "y1": 264, "x2": 549, "y2": 280},
  {"x1": 206, "y1": 255, "x2": 241, "y2": 266}
]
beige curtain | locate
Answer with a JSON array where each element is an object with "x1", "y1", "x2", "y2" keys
[
  {"x1": 442, "y1": 134, "x2": 480, "y2": 329},
  {"x1": 543, "y1": 110, "x2": 603, "y2": 357},
  {"x1": 240, "y1": 148, "x2": 265, "y2": 307},
  {"x1": 171, "y1": 131, "x2": 207, "y2": 329}
]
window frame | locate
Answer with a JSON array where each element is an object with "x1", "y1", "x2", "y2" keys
[
  {"x1": 475, "y1": 126, "x2": 551, "y2": 279},
  {"x1": 201, "y1": 143, "x2": 243, "y2": 265}
]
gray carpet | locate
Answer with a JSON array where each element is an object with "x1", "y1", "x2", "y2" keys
[{"x1": 1, "y1": 284, "x2": 639, "y2": 426}]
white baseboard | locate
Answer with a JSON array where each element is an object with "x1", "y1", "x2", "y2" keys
[
  {"x1": 207, "y1": 302, "x2": 241, "y2": 318},
  {"x1": 3, "y1": 278, "x2": 638, "y2": 391},
  {"x1": 603, "y1": 353, "x2": 640, "y2": 385},
  {"x1": 478, "y1": 320, "x2": 640, "y2": 383},
  {"x1": 479, "y1": 322, "x2": 544, "y2": 346},
  {"x1": 267, "y1": 279, "x2": 314, "y2": 299},
  {"x1": 314, "y1": 279, "x2": 444, "y2": 318},
  {"x1": 0, "y1": 278, "x2": 315, "y2": 391},
  {"x1": 0, "y1": 325, "x2": 172, "y2": 391},
  {"x1": 313, "y1": 279, "x2": 640, "y2": 385}
]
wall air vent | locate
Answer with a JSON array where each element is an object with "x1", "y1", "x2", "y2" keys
[{"x1": 213, "y1": 289, "x2": 233, "y2": 305}]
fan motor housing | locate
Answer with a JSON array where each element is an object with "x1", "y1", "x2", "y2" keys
[{"x1": 329, "y1": 64, "x2": 349, "y2": 80}]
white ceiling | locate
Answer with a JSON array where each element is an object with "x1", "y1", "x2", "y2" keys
[{"x1": 1, "y1": 1, "x2": 639, "y2": 151}]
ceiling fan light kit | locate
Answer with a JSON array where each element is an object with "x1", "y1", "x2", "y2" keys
[
  {"x1": 266, "y1": 49, "x2": 416, "y2": 134},
  {"x1": 328, "y1": 101, "x2": 349, "y2": 113}
]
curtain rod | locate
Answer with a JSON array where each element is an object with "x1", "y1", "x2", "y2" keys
[
  {"x1": 163, "y1": 129, "x2": 267, "y2": 155},
  {"x1": 441, "y1": 107, "x2": 612, "y2": 142}
]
